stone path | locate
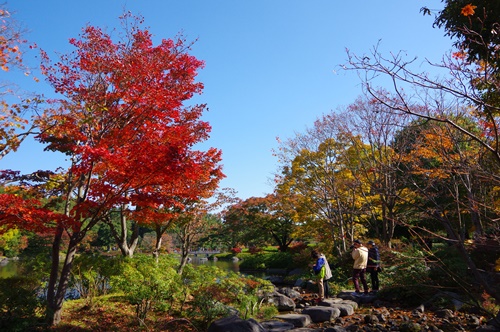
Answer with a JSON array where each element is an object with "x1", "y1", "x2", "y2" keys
[
  {"x1": 208, "y1": 291, "x2": 377, "y2": 332},
  {"x1": 263, "y1": 292, "x2": 375, "y2": 330}
]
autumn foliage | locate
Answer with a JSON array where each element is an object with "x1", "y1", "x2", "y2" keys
[{"x1": 0, "y1": 13, "x2": 224, "y2": 326}]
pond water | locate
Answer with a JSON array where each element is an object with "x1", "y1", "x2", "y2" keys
[{"x1": 188, "y1": 256, "x2": 241, "y2": 273}]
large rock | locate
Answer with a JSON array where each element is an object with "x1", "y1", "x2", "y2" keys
[
  {"x1": 301, "y1": 307, "x2": 341, "y2": 323},
  {"x1": 274, "y1": 313, "x2": 312, "y2": 327},
  {"x1": 269, "y1": 292, "x2": 296, "y2": 311},
  {"x1": 207, "y1": 315, "x2": 265, "y2": 332},
  {"x1": 336, "y1": 298, "x2": 358, "y2": 310},
  {"x1": 260, "y1": 320, "x2": 296, "y2": 331},
  {"x1": 319, "y1": 300, "x2": 354, "y2": 316},
  {"x1": 324, "y1": 327, "x2": 348, "y2": 332},
  {"x1": 294, "y1": 278, "x2": 306, "y2": 287},
  {"x1": 278, "y1": 287, "x2": 301, "y2": 299}
]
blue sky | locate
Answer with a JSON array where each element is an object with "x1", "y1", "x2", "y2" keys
[{"x1": 2, "y1": 0, "x2": 452, "y2": 200}]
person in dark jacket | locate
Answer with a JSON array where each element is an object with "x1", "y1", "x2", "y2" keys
[{"x1": 366, "y1": 240, "x2": 380, "y2": 293}]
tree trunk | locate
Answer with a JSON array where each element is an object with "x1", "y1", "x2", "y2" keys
[
  {"x1": 109, "y1": 208, "x2": 139, "y2": 257},
  {"x1": 153, "y1": 226, "x2": 164, "y2": 262},
  {"x1": 45, "y1": 232, "x2": 79, "y2": 326},
  {"x1": 177, "y1": 237, "x2": 190, "y2": 275},
  {"x1": 45, "y1": 224, "x2": 63, "y2": 325}
]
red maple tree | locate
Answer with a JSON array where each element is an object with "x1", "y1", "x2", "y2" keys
[{"x1": 0, "y1": 14, "x2": 223, "y2": 326}]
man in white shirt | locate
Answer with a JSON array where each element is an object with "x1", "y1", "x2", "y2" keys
[{"x1": 351, "y1": 239, "x2": 369, "y2": 295}]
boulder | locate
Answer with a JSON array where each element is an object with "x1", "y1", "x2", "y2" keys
[
  {"x1": 301, "y1": 307, "x2": 341, "y2": 323},
  {"x1": 269, "y1": 292, "x2": 296, "y2": 311},
  {"x1": 278, "y1": 287, "x2": 301, "y2": 299},
  {"x1": 274, "y1": 313, "x2": 312, "y2": 327},
  {"x1": 319, "y1": 300, "x2": 354, "y2": 316},
  {"x1": 260, "y1": 320, "x2": 295, "y2": 331},
  {"x1": 435, "y1": 308, "x2": 454, "y2": 319},
  {"x1": 207, "y1": 315, "x2": 265, "y2": 332},
  {"x1": 338, "y1": 299, "x2": 358, "y2": 310},
  {"x1": 324, "y1": 326, "x2": 348, "y2": 332},
  {"x1": 294, "y1": 278, "x2": 306, "y2": 288}
]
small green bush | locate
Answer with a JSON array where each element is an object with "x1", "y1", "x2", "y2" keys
[
  {"x1": 239, "y1": 254, "x2": 266, "y2": 270},
  {"x1": 181, "y1": 265, "x2": 274, "y2": 330},
  {"x1": 110, "y1": 255, "x2": 181, "y2": 324},
  {"x1": 266, "y1": 252, "x2": 293, "y2": 268},
  {"x1": 239, "y1": 252, "x2": 293, "y2": 270},
  {"x1": 428, "y1": 245, "x2": 469, "y2": 288},
  {"x1": 0, "y1": 276, "x2": 44, "y2": 332},
  {"x1": 69, "y1": 254, "x2": 121, "y2": 307},
  {"x1": 213, "y1": 252, "x2": 234, "y2": 260}
]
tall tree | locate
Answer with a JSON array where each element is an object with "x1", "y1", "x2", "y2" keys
[
  {"x1": 0, "y1": 14, "x2": 222, "y2": 326},
  {"x1": 346, "y1": 1, "x2": 500, "y2": 304},
  {"x1": 275, "y1": 121, "x2": 366, "y2": 254},
  {"x1": 336, "y1": 94, "x2": 411, "y2": 247},
  {"x1": 394, "y1": 116, "x2": 487, "y2": 240},
  {"x1": 223, "y1": 193, "x2": 296, "y2": 252}
]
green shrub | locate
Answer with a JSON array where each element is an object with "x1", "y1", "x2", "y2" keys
[
  {"x1": 0, "y1": 276, "x2": 44, "y2": 331},
  {"x1": 239, "y1": 254, "x2": 266, "y2": 270},
  {"x1": 69, "y1": 254, "x2": 121, "y2": 307},
  {"x1": 110, "y1": 255, "x2": 181, "y2": 325},
  {"x1": 239, "y1": 252, "x2": 293, "y2": 270},
  {"x1": 428, "y1": 245, "x2": 469, "y2": 288},
  {"x1": 262, "y1": 246, "x2": 279, "y2": 252},
  {"x1": 213, "y1": 252, "x2": 234, "y2": 260},
  {"x1": 181, "y1": 265, "x2": 274, "y2": 329},
  {"x1": 266, "y1": 252, "x2": 293, "y2": 268},
  {"x1": 0, "y1": 229, "x2": 28, "y2": 257},
  {"x1": 258, "y1": 304, "x2": 279, "y2": 319},
  {"x1": 375, "y1": 246, "x2": 436, "y2": 305},
  {"x1": 292, "y1": 249, "x2": 312, "y2": 270},
  {"x1": 236, "y1": 252, "x2": 252, "y2": 261}
]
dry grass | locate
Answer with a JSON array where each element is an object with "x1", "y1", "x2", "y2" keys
[{"x1": 49, "y1": 295, "x2": 199, "y2": 332}]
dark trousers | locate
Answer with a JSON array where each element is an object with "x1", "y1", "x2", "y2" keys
[
  {"x1": 352, "y1": 268, "x2": 368, "y2": 293},
  {"x1": 367, "y1": 267, "x2": 379, "y2": 291},
  {"x1": 324, "y1": 279, "x2": 329, "y2": 298}
]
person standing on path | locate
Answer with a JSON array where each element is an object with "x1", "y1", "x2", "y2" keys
[
  {"x1": 311, "y1": 249, "x2": 333, "y2": 301},
  {"x1": 351, "y1": 239, "x2": 369, "y2": 295},
  {"x1": 319, "y1": 252, "x2": 333, "y2": 298},
  {"x1": 366, "y1": 240, "x2": 380, "y2": 293}
]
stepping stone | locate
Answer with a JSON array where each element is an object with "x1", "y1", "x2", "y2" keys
[
  {"x1": 319, "y1": 300, "x2": 354, "y2": 316},
  {"x1": 274, "y1": 313, "x2": 312, "y2": 328},
  {"x1": 301, "y1": 307, "x2": 341, "y2": 323},
  {"x1": 207, "y1": 315, "x2": 265, "y2": 332},
  {"x1": 260, "y1": 320, "x2": 296, "y2": 331}
]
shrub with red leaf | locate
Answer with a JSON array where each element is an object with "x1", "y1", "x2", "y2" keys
[{"x1": 230, "y1": 247, "x2": 242, "y2": 254}]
